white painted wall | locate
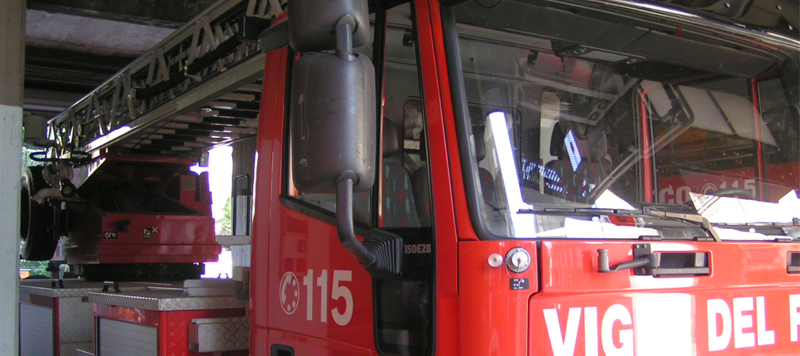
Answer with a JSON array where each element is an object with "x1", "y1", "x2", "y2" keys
[
  {"x1": 0, "y1": 0, "x2": 25, "y2": 353},
  {"x1": 0, "y1": 104, "x2": 22, "y2": 355}
]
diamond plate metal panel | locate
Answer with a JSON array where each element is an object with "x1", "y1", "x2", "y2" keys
[
  {"x1": 20, "y1": 279, "x2": 148, "y2": 298},
  {"x1": 88, "y1": 290, "x2": 247, "y2": 311},
  {"x1": 188, "y1": 317, "x2": 249, "y2": 352},
  {"x1": 58, "y1": 297, "x2": 94, "y2": 343}
]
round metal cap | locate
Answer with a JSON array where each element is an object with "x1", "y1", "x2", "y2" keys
[
  {"x1": 505, "y1": 247, "x2": 531, "y2": 273},
  {"x1": 488, "y1": 253, "x2": 504, "y2": 268}
]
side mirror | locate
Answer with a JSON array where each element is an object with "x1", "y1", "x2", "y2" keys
[
  {"x1": 287, "y1": 0, "x2": 370, "y2": 54},
  {"x1": 290, "y1": 53, "x2": 376, "y2": 193},
  {"x1": 288, "y1": 0, "x2": 402, "y2": 279}
]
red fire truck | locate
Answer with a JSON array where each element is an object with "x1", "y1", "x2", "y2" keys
[{"x1": 20, "y1": 0, "x2": 800, "y2": 355}]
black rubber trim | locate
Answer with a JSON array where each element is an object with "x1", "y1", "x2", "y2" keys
[
  {"x1": 270, "y1": 344, "x2": 295, "y2": 356},
  {"x1": 440, "y1": 6, "x2": 505, "y2": 240}
]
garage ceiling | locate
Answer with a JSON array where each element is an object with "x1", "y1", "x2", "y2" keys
[{"x1": 24, "y1": 0, "x2": 217, "y2": 115}]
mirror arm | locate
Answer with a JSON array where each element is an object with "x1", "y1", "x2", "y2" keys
[
  {"x1": 335, "y1": 16, "x2": 355, "y2": 61},
  {"x1": 336, "y1": 176, "x2": 377, "y2": 267}
]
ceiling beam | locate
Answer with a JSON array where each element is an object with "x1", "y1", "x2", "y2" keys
[{"x1": 27, "y1": 0, "x2": 218, "y2": 28}]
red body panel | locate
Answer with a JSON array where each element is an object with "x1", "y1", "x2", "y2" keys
[
  {"x1": 68, "y1": 212, "x2": 218, "y2": 264},
  {"x1": 415, "y1": 1, "x2": 462, "y2": 355},
  {"x1": 248, "y1": 2, "x2": 800, "y2": 356},
  {"x1": 252, "y1": 45, "x2": 377, "y2": 354},
  {"x1": 93, "y1": 304, "x2": 245, "y2": 356},
  {"x1": 250, "y1": 41, "x2": 289, "y2": 352},
  {"x1": 459, "y1": 241, "x2": 540, "y2": 356},
  {"x1": 67, "y1": 153, "x2": 219, "y2": 265},
  {"x1": 265, "y1": 210, "x2": 377, "y2": 352},
  {"x1": 658, "y1": 162, "x2": 800, "y2": 204},
  {"x1": 529, "y1": 241, "x2": 800, "y2": 355}
]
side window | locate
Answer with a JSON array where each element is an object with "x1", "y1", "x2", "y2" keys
[
  {"x1": 374, "y1": 4, "x2": 435, "y2": 356},
  {"x1": 282, "y1": 3, "x2": 435, "y2": 355},
  {"x1": 282, "y1": 6, "x2": 433, "y2": 230},
  {"x1": 380, "y1": 10, "x2": 431, "y2": 229}
]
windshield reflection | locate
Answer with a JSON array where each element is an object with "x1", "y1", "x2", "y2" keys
[{"x1": 450, "y1": 0, "x2": 800, "y2": 239}]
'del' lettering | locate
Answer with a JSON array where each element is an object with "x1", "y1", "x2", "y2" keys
[{"x1": 707, "y1": 299, "x2": 732, "y2": 351}]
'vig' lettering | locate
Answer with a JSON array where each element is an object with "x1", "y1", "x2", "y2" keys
[{"x1": 543, "y1": 304, "x2": 634, "y2": 356}]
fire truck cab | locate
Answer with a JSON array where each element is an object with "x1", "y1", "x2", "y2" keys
[
  {"x1": 251, "y1": 0, "x2": 800, "y2": 355},
  {"x1": 18, "y1": 0, "x2": 800, "y2": 355}
]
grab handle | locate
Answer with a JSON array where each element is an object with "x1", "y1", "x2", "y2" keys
[{"x1": 598, "y1": 244, "x2": 710, "y2": 277}]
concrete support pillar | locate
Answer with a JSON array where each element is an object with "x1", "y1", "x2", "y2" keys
[{"x1": 0, "y1": 0, "x2": 25, "y2": 354}]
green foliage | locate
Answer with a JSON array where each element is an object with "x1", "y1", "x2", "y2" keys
[
  {"x1": 20, "y1": 260, "x2": 48, "y2": 277},
  {"x1": 217, "y1": 197, "x2": 233, "y2": 235},
  {"x1": 21, "y1": 144, "x2": 42, "y2": 173}
]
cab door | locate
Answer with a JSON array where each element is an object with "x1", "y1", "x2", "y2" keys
[{"x1": 252, "y1": 2, "x2": 437, "y2": 355}]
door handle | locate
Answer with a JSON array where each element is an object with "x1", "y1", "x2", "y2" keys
[
  {"x1": 789, "y1": 252, "x2": 800, "y2": 274},
  {"x1": 598, "y1": 244, "x2": 710, "y2": 277},
  {"x1": 598, "y1": 248, "x2": 656, "y2": 273}
]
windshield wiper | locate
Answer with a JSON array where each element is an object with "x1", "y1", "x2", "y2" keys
[
  {"x1": 713, "y1": 222, "x2": 797, "y2": 227},
  {"x1": 518, "y1": 205, "x2": 722, "y2": 242},
  {"x1": 711, "y1": 222, "x2": 798, "y2": 241},
  {"x1": 517, "y1": 207, "x2": 637, "y2": 216}
]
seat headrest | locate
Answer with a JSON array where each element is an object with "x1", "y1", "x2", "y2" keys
[
  {"x1": 383, "y1": 119, "x2": 402, "y2": 158},
  {"x1": 577, "y1": 128, "x2": 607, "y2": 163},
  {"x1": 473, "y1": 126, "x2": 486, "y2": 162},
  {"x1": 552, "y1": 122, "x2": 607, "y2": 163},
  {"x1": 550, "y1": 124, "x2": 566, "y2": 158}
]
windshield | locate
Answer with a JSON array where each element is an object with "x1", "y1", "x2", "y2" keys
[{"x1": 446, "y1": 0, "x2": 800, "y2": 240}]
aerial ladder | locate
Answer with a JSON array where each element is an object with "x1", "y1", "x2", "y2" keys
[
  {"x1": 21, "y1": 0, "x2": 282, "y2": 280},
  {"x1": 20, "y1": 1, "x2": 285, "y2": 355}
]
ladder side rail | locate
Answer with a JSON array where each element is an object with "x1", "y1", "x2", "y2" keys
[{"x1": 48, "y1": 0, "x2": 282, "y2": 156}]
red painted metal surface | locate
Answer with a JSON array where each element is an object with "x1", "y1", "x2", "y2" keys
[
  {"x1": 268, "y1": 329, "x2": 374, "y2": 356},
  {"x1": 259, "y1": 76, "x2": 378, "y2": 353},
  {"x1": 250, "y1": 40, "x2": 289, "y2": 352},
  {"x1": 458, "y1": 240, "x2": 539, "y2": 356},
  {"x1": 67, "y1": 152, "x2": 219, "y2": 265},
  {"x1": 639, "y1": 88, "x2": 654, "y2": 203},
  {"x1": 158, "y1": 309, "x2": 247, "y2": 356},
  {"x1": 528, "y1": 240, "x2": 800, "y2": 355},
  {"x1": 415, "y1": 1, "x2": 462, "y2": 355},
  {"x1": 68, "y1": 213, "x2": 217, "y2": 264},
  {"x1": 247, "y1": 2, "x2": 800, "y2": 356},
  {"x1": 264, "y1": 210, "x2": 377, "y2": 352},
  {"x1": 94, "y1": 304, "x2": 245, "y2": 356},
  {"x1": 657, "y1": 162, "x2": 799, "y2": 204},
  {"x1": 424, "y1": 0, "x2": 477, "y2": 243},
  {"x1": 94, "y1": 303, "x2": 160, "y2": 327}
]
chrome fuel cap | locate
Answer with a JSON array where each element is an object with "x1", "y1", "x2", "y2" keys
[{"x1": 505, "y1": 247, "x2": 531, "y2": 273}]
